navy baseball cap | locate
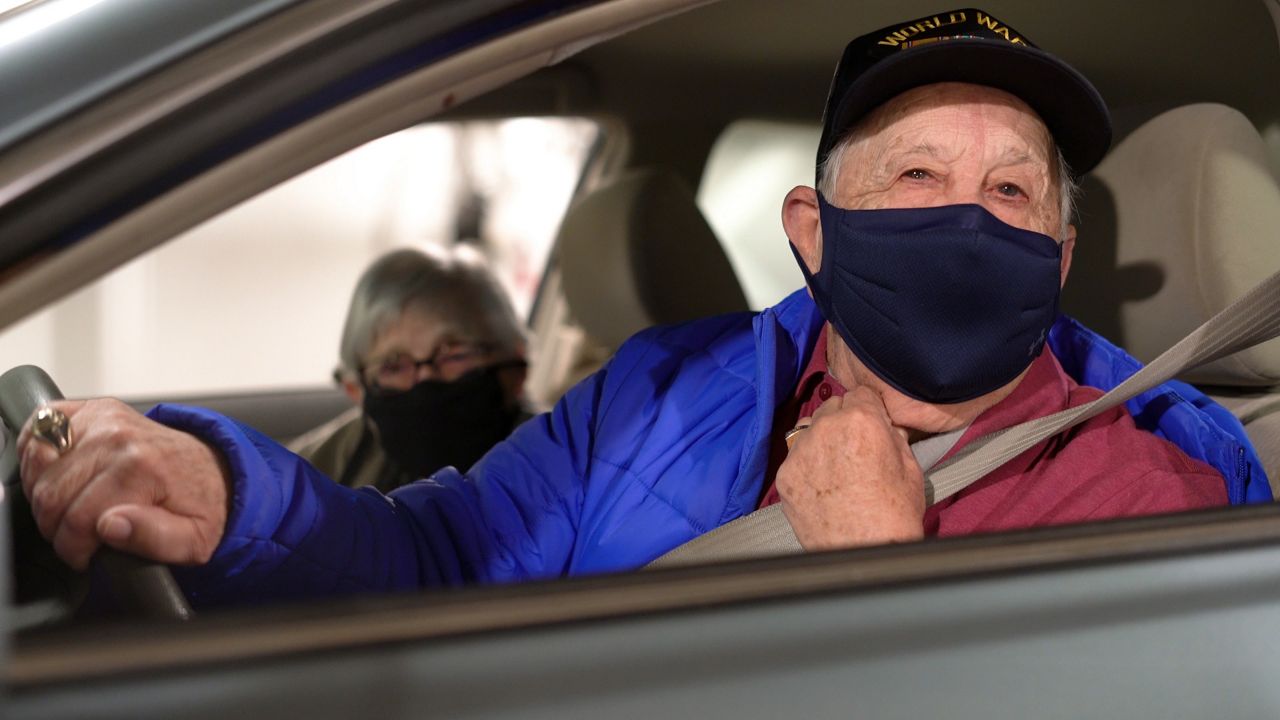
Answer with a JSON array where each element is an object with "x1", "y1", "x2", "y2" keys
[{"x1": 816, "y1": 8, "x2": 1112, "y2": 181}]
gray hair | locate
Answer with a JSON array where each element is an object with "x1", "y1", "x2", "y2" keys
[
  {"x1": 337, "y1": 246, "x2": 525, "y2": 377},
  {"x1": 817, "y1": 130, "x2": 1080, "y2": 241}
]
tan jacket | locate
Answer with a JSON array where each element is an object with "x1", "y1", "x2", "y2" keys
[{"x1": 288, "y1": 406, "x2": 415, "y2": 492}]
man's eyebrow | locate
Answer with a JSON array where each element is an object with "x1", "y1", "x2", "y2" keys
[
  {"x1": 869, "y1": 142, "x2": 948, "y2": 177},
  {"x1": 993, "y1": 146, "x2": 1043, "y2": 167},
  {"x1": 884, "y1": 141, "x2": 946, "y2": 159}
]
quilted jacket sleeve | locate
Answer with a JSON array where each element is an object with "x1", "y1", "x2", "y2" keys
[{"x1": 154, "y1": 366, "x2": 604, "y2": 607}]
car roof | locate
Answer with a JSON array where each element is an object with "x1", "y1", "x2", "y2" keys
[
  {"x1": 0, "y1": 0, "x2": 304, "y2": 155},
  {"x1": 560, "y1": 0, "x2": 1280, "y2": 172}
]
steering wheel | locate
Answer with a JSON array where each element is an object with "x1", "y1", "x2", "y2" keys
[{"x1": 0, "y1": 365, "x2": 193, "y2": 625}]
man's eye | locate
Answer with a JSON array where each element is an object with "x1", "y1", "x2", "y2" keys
[
  {"x1": 996, "y1": 182, "x2": 1025, "y2": 198},
  {"x1": 902, "y1": 168, "x2": 931, "y2": 181}
]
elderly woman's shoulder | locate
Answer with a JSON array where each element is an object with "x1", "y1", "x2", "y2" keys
[{"x1": 288, "y1": 406, "x2": 365, "y2": 467}]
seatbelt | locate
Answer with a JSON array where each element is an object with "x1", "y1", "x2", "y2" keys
[{"x1": 648, "y1": 267, "x2": 1280, "y2": 569}]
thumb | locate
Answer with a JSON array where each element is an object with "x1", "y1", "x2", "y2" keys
[{"x1": 97, "y1": 504, "x2": 215, "y2": 566}]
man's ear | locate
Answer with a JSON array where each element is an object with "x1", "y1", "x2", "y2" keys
[
  {"x1": 782, "y1": 185, "x2": 823, "y2": 275},
  {"x1": 1059, "y1": 223, "x2": 1077, "y2": 288}
]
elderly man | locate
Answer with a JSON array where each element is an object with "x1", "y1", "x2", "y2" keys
[{"x1": 18, "y1": 9, "x2": 1260, "y2": 602}]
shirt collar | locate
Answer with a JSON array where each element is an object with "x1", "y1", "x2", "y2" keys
[{"x1": 793, "y1": 323, "x2": 1071, "y2": 462}]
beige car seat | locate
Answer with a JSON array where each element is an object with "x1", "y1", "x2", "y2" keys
[
  {"x1": 527, "y1": 167, "x2": 749, "y2": 401},
  {"x1": 557, "y1": 167, "x2": 750, "y2": 349},
  {"x1": 1065, "y1": 103, "x2": 1280, "y2": 482}
]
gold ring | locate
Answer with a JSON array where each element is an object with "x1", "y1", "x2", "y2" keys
[
  {"x1": 784, "y1": 423, "x2": 810, "y2": 449},
  {"x1": 32, "y1": 405, "x2": 72, "y2": 454}
]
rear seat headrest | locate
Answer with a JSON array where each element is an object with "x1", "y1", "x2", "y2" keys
[
  {"x1": 557, "y1": 168, "x2": 749, "y2": 349},
  {"x1": 1071, "y1": 103, "x2": 1280, "y2": 387}
]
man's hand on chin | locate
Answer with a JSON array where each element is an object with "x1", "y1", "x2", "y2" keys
[{"x1": 775, "y1": 386, "x2": 926, "y2": 550}]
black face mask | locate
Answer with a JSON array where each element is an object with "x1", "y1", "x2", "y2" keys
[{"x1": 362, "y1": 361, "x2": 523, "y2": 479}]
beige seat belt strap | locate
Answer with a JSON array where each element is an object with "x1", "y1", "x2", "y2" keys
[{"x1": 649, "y1": 268, "x2": 1280, "y2": 569}]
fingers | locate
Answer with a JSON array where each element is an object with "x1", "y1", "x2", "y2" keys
[
  {"x1": 49, "y1": 468, "x2": 154, "y2": 570},
  {"x1": 809, "y1": 394, "x2": 843, "y2": 419},
  {"x1": 805, "y1": 387, "x2": 896, "y2": 432},
  {"x1": 97, "y1": 505, "x2": 216, "y2": 566},
  {"x1": 809, "y1": 387, "x2": 891, "y2": 420},
  {"x1": 844, "y1": 385, "x2": 891, "y2": 419},
  {"x1": 17, "y1": 399, "x2": 87, "y2": 500},
  {"x1": 26, "y1": 443, "x2": 102, "y2": 542},
  {"x1": 20, "y1": 401, "x2": 100, "y2": 557}
]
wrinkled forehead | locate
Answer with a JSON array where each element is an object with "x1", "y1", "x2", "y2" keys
[{"x1": 854, "y1": 82, "x2": 1057, "y2": 166}]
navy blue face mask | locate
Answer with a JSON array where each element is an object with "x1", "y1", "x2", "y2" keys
[{"x1": 796, "y1": 195, "x2": 1063, "y2": 404}]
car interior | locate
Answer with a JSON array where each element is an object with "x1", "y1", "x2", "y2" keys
[
  {"x1": 134, "y1": 0, "x2": 1280, "y2": 479},
  {"x1": 26, "y1": 0, "x2": 1266, "y2": 466},
  {"x1": 3, "y1": 0, "x2": 1280, "y2": 715}
]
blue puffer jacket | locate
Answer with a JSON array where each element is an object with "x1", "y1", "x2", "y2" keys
[{"x1": 162, "y1": 290, "x2": 1271, "y2": 606}]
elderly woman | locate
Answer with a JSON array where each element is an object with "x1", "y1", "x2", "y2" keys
[{"x1": 290, "y1": 246, "x2": 528, "y2": 492}]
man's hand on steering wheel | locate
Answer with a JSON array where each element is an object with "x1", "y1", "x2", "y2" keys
[{"x1": 18, "y1": 398, "x2": 231, "y2": 571}]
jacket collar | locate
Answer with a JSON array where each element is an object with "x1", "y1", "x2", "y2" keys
[
  {"x1": 723, "y1": 289, "x2": 825, "y2": 521},
  {"x1": 756, "y1": 287, "x2": 826, "y2": 404}
]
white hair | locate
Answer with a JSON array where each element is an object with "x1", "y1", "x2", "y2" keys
[
  {"x1": 817, "y1": 128, "x2": 1079, "y2": 242},
  {"x1": 337, "y1": 246, "x2": 525, "y2": 377}
]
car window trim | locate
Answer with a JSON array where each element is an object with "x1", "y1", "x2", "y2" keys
[{"x1": 11, "y1": 502, "x2": 1280, "y2": 689}]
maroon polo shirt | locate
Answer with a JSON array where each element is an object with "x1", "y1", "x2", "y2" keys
[{"x1": 760, "y1": 326, "x2": 1227, "y2": 535}]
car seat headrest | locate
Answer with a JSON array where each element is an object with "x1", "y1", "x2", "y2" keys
[
  {"x1": 558, "y1": 168, "x2": 749, "y2": 349},
  {"x1": 1067, "y1": 103, "x2": 1280, "y2": 387}
]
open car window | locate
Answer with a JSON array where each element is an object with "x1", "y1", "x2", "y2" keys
[{"x1": 0, "y1": 117, "x2": 598, "y2": 402}]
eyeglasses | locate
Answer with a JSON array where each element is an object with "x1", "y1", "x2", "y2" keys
[{"x1": 359, "y1": 342, "x2": 493, "y2": 391}]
